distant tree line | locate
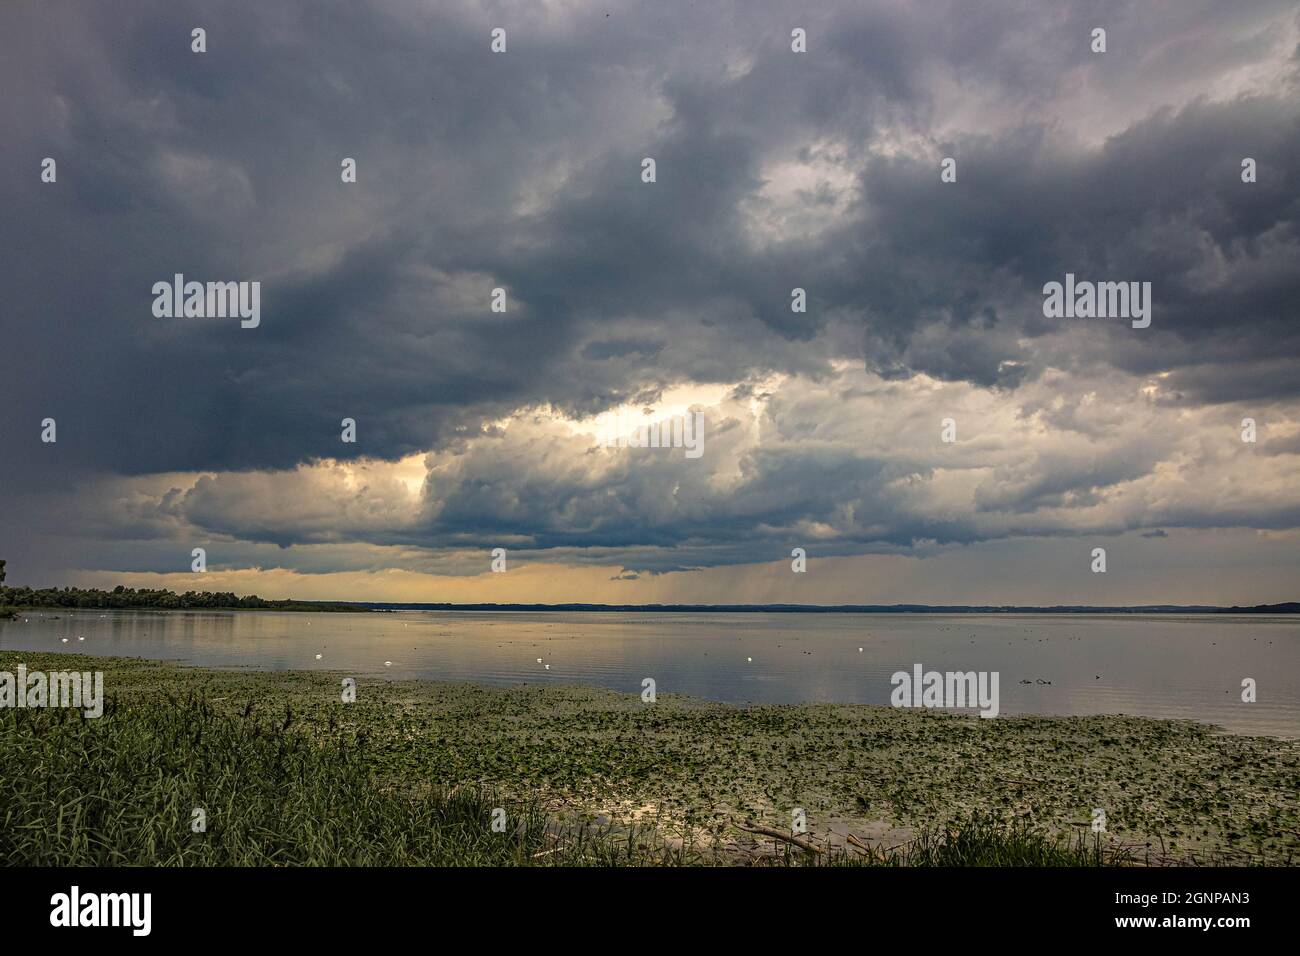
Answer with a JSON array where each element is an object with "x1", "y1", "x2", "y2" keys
[{"x1": 0, "y1": 571, "x2": 360, "y2": 613}]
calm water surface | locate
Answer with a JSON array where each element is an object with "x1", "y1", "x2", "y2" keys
[{"x1": 2, "y1": 610, "x2": 1296, "y2": 736}]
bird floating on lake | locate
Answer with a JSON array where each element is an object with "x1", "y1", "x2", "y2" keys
[{"x1": 315, "y1": 653, "x2": 323, "y2": 660}]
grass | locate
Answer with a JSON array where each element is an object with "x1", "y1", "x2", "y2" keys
[
  {"x1": 0, "y1": 686, "x2": 683, "y2": 866},
  {"x1": 0, "y1": 693, "x2": 1112, "y2": 867},
  {"x1": 2, "y1": 652, "x2": 1296, "y2": 866}
]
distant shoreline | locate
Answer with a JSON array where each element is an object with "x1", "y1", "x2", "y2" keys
[
  {"x1": 352, "y1": 601, "x2": 1300, "y2": 614},
  {"x1": 8, "y1": 600, "x2": 1299, "y2": 615}
]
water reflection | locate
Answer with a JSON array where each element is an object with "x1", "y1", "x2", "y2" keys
[{"x1": 2, "y1": 609, "x2": 1296, "y2": 736}]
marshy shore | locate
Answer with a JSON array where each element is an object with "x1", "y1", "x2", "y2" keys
[{"x1": 2, "y1": 651, "x2": 1296, "y2": 866}]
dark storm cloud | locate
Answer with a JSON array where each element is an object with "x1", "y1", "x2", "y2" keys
[
  {"x1": 2, "y1": 0, "x2": 1298, "y2": 578},
  {"x1": 834, "y1": 97, "x2": 1300, "y2": 391}
]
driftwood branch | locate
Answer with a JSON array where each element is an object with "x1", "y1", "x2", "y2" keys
[
  {"x1": 844, "y1": 833, "x2": 874, "y2": 855},
  {"x1": 737, "y1": 821, "x2": 824, "y2": 854}
]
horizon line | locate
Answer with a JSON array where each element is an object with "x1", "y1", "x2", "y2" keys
[{"x1": 346, "y1": 601, "x2": 1300, "y2": 614}]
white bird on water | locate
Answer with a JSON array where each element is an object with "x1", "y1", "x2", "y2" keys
[
  {"x1": 747, "y1": 656, "x2": 753, "y2": 662},
  {"x1": 315, "y1": 653, "x2": 323, "y2": 660},
  {"x1": 384, "y1": 661, "x2": 392, "y2": 667}
]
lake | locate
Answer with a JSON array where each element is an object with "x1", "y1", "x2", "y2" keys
[{"x1": 2, "y1": 609, "x2": 1296, "y2": 736}]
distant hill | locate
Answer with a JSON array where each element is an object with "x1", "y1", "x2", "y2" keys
[{"x1": 1207, "y1": 602, "x2": 1300, "y2": 614}]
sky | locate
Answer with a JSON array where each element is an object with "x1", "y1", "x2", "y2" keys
[{"x1": 2, "y1": 0, "x2": 1298, "y2": 605}]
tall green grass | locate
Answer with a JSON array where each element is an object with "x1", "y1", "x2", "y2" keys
[
  {"x1": 0, "y1": 692, "x2": 1115, "y2": 866},
  {"x1": 2, "y1": 692, "x2": 585, "y2": 865}
]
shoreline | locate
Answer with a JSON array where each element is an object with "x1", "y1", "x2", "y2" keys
[
  {"x1": 3, "y1": 650, "x2": 1297, "y2": 865},
  {"x1": 7, "y1": 602, "x2": 1300, "y2": 615}
]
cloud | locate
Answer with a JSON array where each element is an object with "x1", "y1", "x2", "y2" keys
[
  {"x1": 1, "y1": 0, "x2": 1297, "y2": 599},
  {"x1": 19, "y1": 364, "x2": 1297, "y2": 579}
]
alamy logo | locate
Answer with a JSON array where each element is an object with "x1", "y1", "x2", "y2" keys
[
  {"x1": 0, "y1": 665, "x2": 104, "y2": 718},
  {"x1": 600, "y1": 410, "x2": 704, "y2": 459},
  {"x1": 890, "y1": 663, "x2": 1000, "y2": 718},
  {"x1": 50, "y1": 886, "x2": 151, "y2": 936},
  {"x1": 152, "y1": 274, "x2": 261, "y2": 328},
  {"x1": 1042, "y1": 273, "x2": 1151, "y2": 328}
]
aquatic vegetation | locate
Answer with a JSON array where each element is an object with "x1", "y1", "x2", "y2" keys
[{"x1": 1, "y1": 652, "x2": 1295, "y2": 866}]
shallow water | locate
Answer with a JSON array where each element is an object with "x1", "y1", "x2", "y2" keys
[{"x1": 2, "y1": 609, "x2": 1296, "y2": 736}]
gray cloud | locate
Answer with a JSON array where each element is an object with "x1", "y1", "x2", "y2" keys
[{"x1": 2, "y1": 0, "x2": 1298, "y2": 587}]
